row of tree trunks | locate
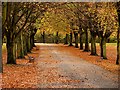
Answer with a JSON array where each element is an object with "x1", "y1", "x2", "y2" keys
[
  {"x1": 6, "y1": 28, "x2": 37, "y2": 64},
  {"x1": 17, "y1": 30, "x2": 37, "y2": 58},
  {"x1": 66, "y1": 27, "x2": 108, "y2": 60}
]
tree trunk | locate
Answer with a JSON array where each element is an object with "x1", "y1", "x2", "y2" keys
[
  {"x1": 17, "y1": 31, "x2": 24, "y2": 58},
  {"x1": 26, "y1": 36, "x2": 31, "y2": 53},
  {"x1": 30, "y1": 35, "x2": 33, "y2": 50},
  {"x1": 0, "y1": 13, "x2": 2, "y2": 72},
  {"x1": 74, "y1": 32, "x2": 78, "y2": 48},
  {"x1": 32, "y1": 35, "x2": 35, "y2": 47},
  {"x1": 27, "y1": 35, "x2": 31, "y2": 53},
  {"x1": 79, "y1": 32, "x2": 84, "y2": 50},
  {"x1": 2, "y1": 3, "x2": 7, "y2": 45},
  {"x1": 116, "y1": 2, "x2": 120, "y2": 64},
  {"x1": 116, "y1": 27, "x2": 120, "y2": 64},
  {"x1": 6, "y1": 36, "x2": 16, "y2": 64},
  {"x1": 64, "y1": 33, "x2": 68, "y2": 44},
  {"x1": 84, "y1": 29, "x2": 90, "y2": 52},
  {"x1": 23, "y1": 35, "x2": 27, "y2": 55},
  {"x1": 42, "y1": 31, "x2": 45, "y2": 43},
  {"x1": 55, "y1": 31, "x2": 59, "y2": 44},
  {"x1": 101, "y1": 37, "x2": 107, "y2": 59},
  {"x1": 69, "y1": 32, "x2": 73, "y2": 46},
  {"x1": 90, "y1": 31, "x2": 97, "y2": 55},
  {"x1": 30, "y1": 29, "x2": 37, "y2": 48},
  {"x1": 30, "y1": 34, "x2": 35, "y2": 49}
]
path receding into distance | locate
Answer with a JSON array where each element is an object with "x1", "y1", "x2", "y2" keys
[{"x1": 35, "y1": 43, "x2": 118, "y2": 88}]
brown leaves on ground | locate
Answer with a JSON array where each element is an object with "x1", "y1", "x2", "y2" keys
[
  {"x1": 2, "y1": 47, "x2": 40, "y2": 88},
  {"x1": 2, "y1": 44, "x2": 119, "y2": 88},
  {"x1": 36, "y1": 46, "x2": 81, "y2": 88},
  {"x1": 62, "y1": 44, "x2": 119, "y2": 74},
  {"x1": 3, "y1": 64, "x2": 37, "y2": 88},
  {"x1": 37, "y1": 66, "x2": 81, "y2": 88}
]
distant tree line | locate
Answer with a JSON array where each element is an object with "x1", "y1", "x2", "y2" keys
[{"x1": 2, "y1": 2, "x2": 120, "y2": 65}]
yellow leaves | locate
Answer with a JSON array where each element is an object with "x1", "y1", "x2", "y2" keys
[
  {"x1": 95, "y1": 2, "x2": 118, "y2": 36},
  {"x1": 73, "y1": 25, "x2": 79, "y2": 30}
]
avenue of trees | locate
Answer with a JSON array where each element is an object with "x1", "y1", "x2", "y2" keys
[{"x1": 2, "y1": 2, "x2": 120, "y2": 65}]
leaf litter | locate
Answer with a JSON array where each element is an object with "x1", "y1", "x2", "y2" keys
[{"x1": 2, "y1": 44, "x2": 119, "y2": 88}]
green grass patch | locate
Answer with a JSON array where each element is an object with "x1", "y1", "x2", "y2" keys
[
  {"x1": 96, "y1": 43, "x2": 117, "y2": 46},
  {"x1": 2, "y1": 43, "x2": 6, "y2": 53},
  {"x1": 106, "y1": 43, "x2": 117, "y2": 46}
]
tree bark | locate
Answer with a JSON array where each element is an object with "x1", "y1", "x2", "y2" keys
[
  {"x1": 17, "y1": 31, "x2": 24, "y2": 58},
  {"x1": 116, "y1": 27, "x2": 120, "y2": 64},
  {"x1": 84, "y1": 28, "x2": 90, "y2": 52},
  {"x1": 23, "y1": 35, "x2": 27, "y2": 55},
  {"x1": 30, "y1": 34, "x2": 36, "y2": 49},
  {"x1": 42, "y1": 31, "x2": 45, "y2": 43},
  {"x1": 69, "y1": 32, "x2": 73, "y2": 46},
  {"x1": 100, "y1": 37, "x2": 107, "y2": 59},
  {"x1": 79, "y1": 32, "x2": 84, "y2": 50},
  {"x1": 90, "y1": 31, "x2": 97, "y2": 55},
  {"x1": 31, "y1": 35, "x2": 35, "y2": 47},
  {"x1": 55, "y1": 31, "x2": 59, "y2": 44},
  {"x1": 30, "y1": 28, "x2": 37, "y2": 48},
  {"x1": 64, "y1": 33, "x2": 68, "y2": 44},
  {"x1": 74, "y1": 32, "x2": 78, "y2": 48},
  {"x1": 30, "y1": 35, "x2": 33, "y2": 50},
  {"x1": 116, "y1": 2, "x2": 120, "y2": 64},
  {"x1": 27, "y1": 35, "x2": 31, "y2": 53},
  {"x1": 6, "y1": 36, "x2": 16, "y2": 64}
]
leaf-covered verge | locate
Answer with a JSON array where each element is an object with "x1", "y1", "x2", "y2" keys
[
  {"x1": 2, "y1": 46, "x2": 40, "y2": 88},
  {"x1": 2, "y1": 43, "x2": 119, "y2": 88}
]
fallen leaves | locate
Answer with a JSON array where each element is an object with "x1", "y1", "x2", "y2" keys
[
  {"x1": 2, "y1": 44, "x2": 119, "y2": 88},
  {"x1": 2, "y1": 46, "x2": 39, "y2": 88},
  {"x1": 59, "y1": 44, "x2": 119, "y2": 74},
  {"x1": 37, "y1": 66, "x2": 81, "y2": 88}
]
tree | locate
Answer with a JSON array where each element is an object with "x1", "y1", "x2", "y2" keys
[
  {"x1": 96, "y1": 2, "x2": 117, "y2": 59},
  {"x1": 0, "y1": 2, "x2": 2, "y2": 73},
  {"x1": 88, "y1": 3, "x2": 98, "y2": 55},
  {"x1": 116, "y1": 2, "x2": 120, "y2": 64},
  {"x1": 2, "y1": 2, "x2": 32, "y2": 64},
  {"x1": 2, "y1": 2, "x2": 45, "y2": 64},
  {"x1": 69, "y1": 2, "x2": 90, "y2": 51},
  {"x1": 73, "y1": 24, "x2": 79, "y2": 48}
]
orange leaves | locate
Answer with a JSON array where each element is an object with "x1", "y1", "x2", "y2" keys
[
  {"x1": 2, "y1": 64, "x2": 37, "y2": 88},
  {"x1": 2, "y1": 46, "x2": 39, "y2": 88},
  {"x1": 2, "y1": 44, "x2": 118, "y2": 88},
  {"x1": 2, "y1": 60, "x2": 38, "y2": 88}
]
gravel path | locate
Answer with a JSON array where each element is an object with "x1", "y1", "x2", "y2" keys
[{"x1": 36, "y1": 43, "x2": 118, "y2": 88}]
